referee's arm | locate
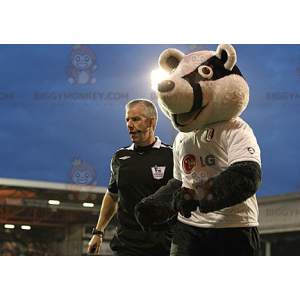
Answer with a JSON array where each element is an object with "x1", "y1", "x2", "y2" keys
[{"x1": 87, "y1": 192, "x2": 118, "y2": 255}]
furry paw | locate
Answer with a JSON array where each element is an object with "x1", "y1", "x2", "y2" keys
[
  {"x1": 198, "y1": 201, "x2": 215, "y2": 214},
  {"x1": 173, "y1": 187, "x2": 199, "y2": 218}
]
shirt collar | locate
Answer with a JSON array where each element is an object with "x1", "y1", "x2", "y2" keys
[
  {"x1": 127, "y1": 136, "x2": 161, "y2": 151},
  {"x1": 152, "y1": 136, "x2": 162, "y2": 148}
]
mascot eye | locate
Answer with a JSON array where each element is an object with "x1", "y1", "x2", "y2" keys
[{"x1": 198, "y1": 65, "x2": 213, "y2": 79}]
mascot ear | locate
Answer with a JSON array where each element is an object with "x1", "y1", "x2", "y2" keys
[
  {"x1": 216, "y1": 44, "x2": 237, "y2": 71},
  {"x1": 158, "y1": 48, "x2": 185, "y2": 73}
]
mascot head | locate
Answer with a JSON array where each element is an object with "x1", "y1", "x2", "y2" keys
[{"x1": 157, "y1": 44, "x2": 249, "y2": 132}]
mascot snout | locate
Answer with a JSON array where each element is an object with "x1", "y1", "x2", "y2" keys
[{"x1": 158, "y1": 80, "x2": 175, "y2": 93}]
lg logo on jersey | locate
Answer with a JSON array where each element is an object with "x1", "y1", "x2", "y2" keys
[
  {"x1": 200, "y1": 155, "x2": 216, "y2": 167},
  {"x1": 182, "y1": 154, "x2": 216, "y2": 174}
]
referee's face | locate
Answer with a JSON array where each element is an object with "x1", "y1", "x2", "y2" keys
[{"x1": 126, "y1": 105, "x2": 155, "y2": 146}]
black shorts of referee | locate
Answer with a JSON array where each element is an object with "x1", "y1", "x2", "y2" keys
[
  {"x1": 170, "y1": 221, "x2": 261, "y2": 256},
  {"x1": 110, "y1": 221, "x2": 175, "y2": 256}
]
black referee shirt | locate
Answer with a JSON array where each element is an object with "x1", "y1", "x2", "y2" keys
[{"x1": 108, "y1": 137, "x2": 173, "y2": 229}]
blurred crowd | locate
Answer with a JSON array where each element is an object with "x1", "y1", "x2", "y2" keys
[{"x1": 0, "y1": 230, "x2": 59, "y2": 256}]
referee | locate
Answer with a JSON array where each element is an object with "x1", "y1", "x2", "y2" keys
[{"x1": 87, "y1": 99, "x2": 175, "y2": 256}]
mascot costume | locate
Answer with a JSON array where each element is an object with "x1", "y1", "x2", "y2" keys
[{"x1": 135, "y1": 44, "x2": 262, "y2": 255}]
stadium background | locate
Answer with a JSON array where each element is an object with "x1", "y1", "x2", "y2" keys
[{"x1": 0, "y1": 177, "x2": 299, "y2": 256}]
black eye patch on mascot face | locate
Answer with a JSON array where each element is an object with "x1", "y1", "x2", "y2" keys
[{"x1": 181, "y1": 54, "x2": 244, "y2": 116}]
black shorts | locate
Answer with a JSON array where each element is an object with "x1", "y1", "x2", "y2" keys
[
  {"x1": 110, "y1": 225, "x2": 174, "y2": 256},
  {"x1": 170, "y1": 221, "x2": 261, "y2": 256}
]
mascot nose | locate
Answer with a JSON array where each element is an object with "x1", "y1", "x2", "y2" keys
[{"x1": 158, "y1": 80, "x2": 175, "y2": 92}]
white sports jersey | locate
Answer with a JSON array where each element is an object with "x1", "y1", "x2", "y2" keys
[{"x1": 173, "y1": 117, "x2": 261, "y2": 228}]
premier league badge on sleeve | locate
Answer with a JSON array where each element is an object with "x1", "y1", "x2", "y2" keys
[{"x1": 151, "y1": 165, "x2": 166, "y2": 180}]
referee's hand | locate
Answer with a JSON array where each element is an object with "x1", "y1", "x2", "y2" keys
[{"x1": 87, "y1": 235, "x2": 102, "y2": 255}]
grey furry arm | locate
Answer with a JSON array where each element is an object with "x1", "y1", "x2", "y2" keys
[{"x1": 198, "y1": 161, "x2": 262, "y2": 213}]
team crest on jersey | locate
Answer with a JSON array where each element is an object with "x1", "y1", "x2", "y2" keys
[
  {"x1": 206, "y1": 128, "x2": 215, "y2": 141},
  {"x1": 151, "y1": 165, "x2": 166, "y2": 180}
]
